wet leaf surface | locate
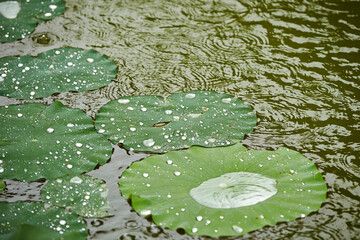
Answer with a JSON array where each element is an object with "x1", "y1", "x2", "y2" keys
[
  {"x1": 0, "y1": 0, "x2": 65, "y2": 42},
  {"x1": 0, "y1": 179, "x2": 5, "y2": 194},
  {"x1": 0, "y1": 47, "x2": 117, "y2": 99},
  {"x1": 0, "y1": 201, "x2": 87, "y2": 240},
  {"x1": 42, "y1": 174, "x2": 111, "y2": 218},
  {"x1": 0, "y1": 102, "x2": 112, "y2": 181},
  {"x1": 95, "y1": 91, "x2": 256, "y2": 153},
  {"x1": 119, "y1": 144, "x2": 327, "y2": 237}
]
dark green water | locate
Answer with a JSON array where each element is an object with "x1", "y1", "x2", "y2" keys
[{"x1": 0, "y1": 0, "x2": 359, "y2": 239}]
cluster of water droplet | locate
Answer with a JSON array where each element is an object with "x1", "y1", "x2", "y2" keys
[
  {"x1": 95, "y1": 91, "x2": 256, "y2": 152},
  {"x1": 41, "y1": 175, "x2": 110, "y2": 218},
  {"x1": 0, "y1": 48, "x2": 116, "y2": 99}
]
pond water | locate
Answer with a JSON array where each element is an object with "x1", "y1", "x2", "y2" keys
[{"x1": 0, "y1": 0, "x2": 359, "y2": 239}]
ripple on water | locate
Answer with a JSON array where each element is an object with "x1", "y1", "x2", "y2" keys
[
  {"x1": 31, "y1": 32, "x2": 60, "y2": 46},
  {"x1": 199, "y1": 25, "x2": 269, "y2": 57}
]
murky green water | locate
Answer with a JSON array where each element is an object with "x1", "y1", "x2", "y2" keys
[{"x1": 0, "y1": 0, "x2": 359, "y2": 239}]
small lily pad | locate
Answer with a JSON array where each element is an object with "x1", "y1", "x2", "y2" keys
[
  {"x1": 41, "y1": 175, "x2": 111, "y2": 218},
  {"x1": 0, "y1": 179, "x2": 5, "y2": 194},
  {"x1": 119, "y1": 144, "x2": 327, "y2": 237},
  {"x1": 0, "y1": 201, "x2": 87, "y2": 239},
  {"x1": 0, "y1": 101, "x2": 112, "y2": 181},
  {"x1": 0, "y1": 0, "x2": 65, "y2": 42},
  {"x1": 0, "y1": 47, "x2": 117, "y2": 99},
  {"x1": 95, "y1": 91, "x2": 256, "y2": 153}
]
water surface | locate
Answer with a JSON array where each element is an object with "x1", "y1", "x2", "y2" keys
[{"x1": 0, "y1": 0, "x2": 359, "y2": 239}]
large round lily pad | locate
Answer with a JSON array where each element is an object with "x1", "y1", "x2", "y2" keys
[
  {"x1": 0, "y1": 47, "x2": 117, "y2": 99},
  {"x1": 0, "y1": 102, "x2": 112, "y2": 181},
  {"x1": 0, "y1": 0, "x2": 65, "y2": 42},
  {"x1": 119, "y1": 144, "x2": 327, "y2": 237},
  {"x1": 95, "y1": 91, "x2": 256, "y2": 153},
  {"x1": 42, "y1": 175, "x2": 111, "y2": 218},
  {"x1": 0, "y1": 201, "x2": 87, "y2": 240}
]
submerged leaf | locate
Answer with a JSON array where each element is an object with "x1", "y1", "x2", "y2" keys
[
  {"x1": 0, "y1": 102, "x2": 112, "y2": 181},
  {"x1": 119, "y1": 144, "x2": 327, "y2": 237},
  {"x1": 95, "y1": 91, "x2": 256, "y2": 153},
  {"x1": 0, "y1": 201, "x2": 87, "y2": 239},
  {"x1": 42, "y1": 175, "x2": 111, "y2": 218},
  {"x1": 0, "y1": 0, "x2": 65, "y2": 42},
  {"x1": 0, "y1": 47, "x2": 117, "y2": 99},
  {"x1": 0, "y1": 179, "x2": 5, "y2": 194}
]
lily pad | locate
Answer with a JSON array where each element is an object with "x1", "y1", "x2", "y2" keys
[
  {"x1": 0, "y1": 201, "x2": 87, "y2": 239},
  {"x1": 0, "y1": 0, "x2": 65, "y2": 42},
  {"x1": 0, "y1": 179, "x2": 5, "y2": 194},
  {"x1": 41, "y1": 174, "x2": 111, "y2": 218},
  {"x1": 119, "y1": 144, "x2": 327, "y2": 237},
  {"x1": 95, "y1": 91, "x2": 256, "y2": 153},
  {"x1": 0, "y1": 101, "x2": 112, "y2": 181},
  {"x1": 0, "y1": 0, "x2": 65, "y2": 43},
  {"x1": 0, "y1": 47, "x2": 117, "y2": 99}
]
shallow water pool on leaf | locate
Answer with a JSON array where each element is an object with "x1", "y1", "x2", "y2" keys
[
  {"x1": 119, "y1": 144, "x2": 327, "y2": 237},
  {"x1": 190, "y1": 172, "x2": 277, "y2": 209}
]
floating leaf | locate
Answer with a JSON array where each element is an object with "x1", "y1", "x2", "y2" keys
[
  {"x1": 41, "y1": 175, "x2": 111, "y2": 218},
  {"x1": 0, "y1": 102, "x2": 112, "y2": 181},
  {"x1": 0, "y1": 47, "x2": 117, "y2": 99},
  {"x1": 0, "y1": 179, "x2": 5, "y2": 194},
  {"x1": 0, "y1": 201, "x2": 87, "y2": 239},
  {"x1": 119, "y1": 144, "x2": 327, "y2": 237},
  {"x1": 0, "y1": 0, "x2": 65, "y2": 42},
  {"x1": 95, "y1": 91, "x2": 256, "y2": 153}
]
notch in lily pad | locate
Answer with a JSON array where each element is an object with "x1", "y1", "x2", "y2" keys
[
  {"x1": 0, "y1": 0, "x2": 66, "y2": 42},
  {"x1": 0, "y1": 101, "x2": 112, "y2": 181},
  {"x1": 0, "y1": 201, "x2": 87, "y2": 239},
  {"x1": 119, "y1": 144, "x2": 327, "y2": 237},
  {"x1": 0, "y1": 47, "x2": 117, "y2": 99},
  {"x1": 95, "y1": 91, "x2": 257, "y2": 153},
  {"x1": 41, "y1": 175, "x2": 111, "y2": 218}
]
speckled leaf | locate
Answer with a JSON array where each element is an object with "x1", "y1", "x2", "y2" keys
[
  {"x1": 0, "y1": 201, "x2": 87, "y2": 240},
  {"x1": 95, "y1": 91, "x2": 256, "y2": 153},
  {"x1": 0, "y1": 179, "x2": 5, "y2": 194},
  {"x1": 0, "y1": 47, "x2": 117, "y2": 99},
  {"x1": 41, "y1": 175, "x2": 111, "y2": 218},
  {"x1": 0, "y1": 0, "x2": 65, "y2": 42},
  {"x1": 0, "y1": 102, "x2": 112, "y2": 181},
  {"x1": 119, "y1": 144, "x2": 327, "y2": 237}
]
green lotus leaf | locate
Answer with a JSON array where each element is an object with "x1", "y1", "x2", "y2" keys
[
  {"x1": 0, "y1": 201, "x2": 87, "y2": 240},
  {"x1": 0, "y1": 0, "x2": 65, "y2": 42},
  {"x1": 0, "y1": 47, "x2": 117, "y2": 99},
  {"x1": 0, "y1": 179, "x2": 5, "y2": 194},
  {"x1": 119, "y1": 144, "x2": 327, "y2": 237},
  {"x1": 95, "y1": 91, "x2": 256, "y2": 153},
  {"x1": 0, "y1": 101, "x2": 112, "y2": 181},
  {"x1": 41, "y1": 174, "x2": 111, "y2": 218}
]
